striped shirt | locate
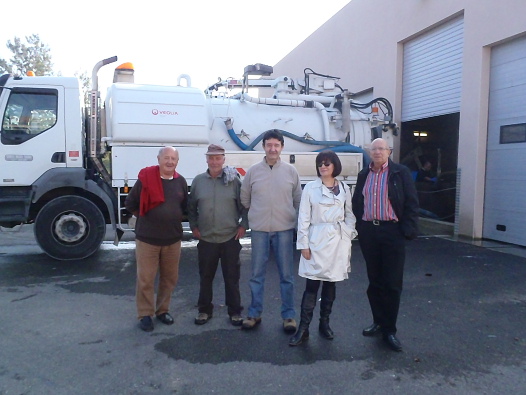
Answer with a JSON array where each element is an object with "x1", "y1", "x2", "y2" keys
[{"x1": 361, "y1": 161, "x2": 398, "y2": 222}]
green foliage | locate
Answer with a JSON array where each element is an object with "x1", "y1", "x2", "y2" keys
[
  {"x1": 0, "y1": 34, "x2": 53, "y2": 76},
  {"x1": 74, "y1": 70, "x2": 92, "y2": 107},
  {"x1": 0, "y1": 34, "x2": 91, "y2": 107}
]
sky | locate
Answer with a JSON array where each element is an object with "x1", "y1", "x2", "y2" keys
[{"x1": 0, "y1": 1, "x2": 350, "y2": 91}]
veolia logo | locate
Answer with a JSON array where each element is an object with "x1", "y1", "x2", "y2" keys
[{"x1": 152, "y1": 109, "x2": 178, "y2": 116}]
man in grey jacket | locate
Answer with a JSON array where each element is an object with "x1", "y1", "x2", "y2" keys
[
  {"x1": 240, "y1": 130, "x2": 302, "y2": 332},
  {"x1": 188, "y1": 144, "x2": 248, "y2": 326}
]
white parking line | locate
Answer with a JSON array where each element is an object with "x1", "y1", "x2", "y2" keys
[{"x1": 0, "y1": 238, "x2": 253, "y2": 256}]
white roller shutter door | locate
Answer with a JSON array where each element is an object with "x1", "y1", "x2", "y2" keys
[{"x1": 402, "y1": 17, "x2": 464, "y2": 122}]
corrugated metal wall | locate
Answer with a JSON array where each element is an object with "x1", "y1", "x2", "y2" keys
[{"x1": 402, "y1": 17, "x2": 464, "y2": 122}]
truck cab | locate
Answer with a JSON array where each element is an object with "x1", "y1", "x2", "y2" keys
[{"x1": 0, "y1": 73, "x2": 114, "y2": 260}]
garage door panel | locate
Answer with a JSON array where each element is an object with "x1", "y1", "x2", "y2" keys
[
  {"x1": 402, "y1": 17, "x2": 464, "y2": 122},
  {"x1": 404, "y1": 50, "x2": 463, "y2": 79},
  {"x1": 483, "y1": 209, "x2": 526, "y2": 245},
  {"x1": 490, "y1": 37, "x2": 526, "y2": 66},
  {"x1": 488, "y1": 88, "x2": 526, "y2": 120},
  {"x1": 487, "y1": 119, "x2": 526, "y2": 148},
  {"x1": 406, "y1": 22, "x2": 463, "y2": 52},
  {"x1": 484, "y1": 35, "x2": 526, "y2": 246},
  {"x1": 485, "y1": 149, "x2": 526, "y2": 179},
  {"x1": 406, "y1": 45, "x2": 463, "y2": 69},
  {"x1": 489, "y1": 60, "x2": 526, "y2": 91},
  {"x1": 485, "y1": 181, "x2": 526, "y2": 205},
  {"x1": 405, "y1": 70, "x2": 462, "y2": 89}
]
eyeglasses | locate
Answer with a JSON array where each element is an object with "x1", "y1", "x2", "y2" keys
[
  {"x1": 370, "y1": 147, "x2": 390, "y2": 152},
  {"x1": 317, "y1": 162, "x2": 332, "y2": 167}
]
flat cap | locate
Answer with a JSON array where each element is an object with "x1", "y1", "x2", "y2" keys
[{"x1": 205, "y1": 144, "x2": 225, "y2": 155}]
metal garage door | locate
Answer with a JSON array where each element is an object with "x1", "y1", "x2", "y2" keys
[
  {"x1": 483, "y1": 35, "x2": 526, "y2": 245},
  {"x1": 402, "y1": 17, "x2": 464, "y2": 122}
]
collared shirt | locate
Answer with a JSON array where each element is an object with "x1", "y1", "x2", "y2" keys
[{"x1": 362, "y1": 161, "x2": 398, "y2": 222}]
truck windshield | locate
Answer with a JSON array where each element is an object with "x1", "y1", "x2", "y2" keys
[{"x1": 1, "y1": 88, "x2": 58, "y2": 145}]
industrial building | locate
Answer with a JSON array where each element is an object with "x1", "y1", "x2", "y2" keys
[{"x1": 274, "y1": 0, "x2": 526, "y2": 246}]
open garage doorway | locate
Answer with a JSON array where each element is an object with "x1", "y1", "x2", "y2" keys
[{"x1": 399, "y1": 113, "x2": 459, "y2": 223}]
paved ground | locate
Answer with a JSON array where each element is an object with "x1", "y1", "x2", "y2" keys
[{"x1": 0, "y1": 224, "x2": 525, "y2": 394}]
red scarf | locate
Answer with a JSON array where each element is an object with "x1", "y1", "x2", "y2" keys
[{"x1": 138, "y1": 165, "x2": 179, "y2": 216}]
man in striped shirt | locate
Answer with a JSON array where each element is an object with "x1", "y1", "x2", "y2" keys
[{"x1": 352, "y1": 138, "x2": 419, "y2": 351}]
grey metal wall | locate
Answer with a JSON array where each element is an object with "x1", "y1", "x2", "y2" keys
[{"x1": 483, "y1": 35, "x2": 526, "y2": 245}]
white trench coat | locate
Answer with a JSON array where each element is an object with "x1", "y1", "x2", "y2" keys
[{"x1": 296, "y1": 178, "x2": 357, "y2": 282}]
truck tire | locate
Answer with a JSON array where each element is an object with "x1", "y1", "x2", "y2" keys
[{"x1": 34, "y1": 195, "x2": 106, "y2": 260}]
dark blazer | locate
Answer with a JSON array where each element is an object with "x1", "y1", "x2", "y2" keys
[{"x1": 352, "y1": 159, "x2": 419, "y2": 240}]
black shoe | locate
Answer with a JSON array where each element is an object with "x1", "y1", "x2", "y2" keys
[
  {"x1": 195, "y1": 312, "x2": 212, "y2": 325},
  {"x1": 139, "y1": 316, "x2": 154, "y2": 332},
  {"x1": 156, "y1": 313, "x2": 174, "y2": 325},
  {"x1": 319, "y1": 320, "x2": 334, "y2": 340},
  {"x1": 383, "y1": 333, "x2": 402, "y2": 352},
  {"x1": 289, "y1": 328, "x2": 309, "y2": 346},
  {"x1": 362, "y1": 323, "x2": 381, "y2": 337},
  {"x1": 230, "y1": 314, "x2": 243, "y2": 326}
]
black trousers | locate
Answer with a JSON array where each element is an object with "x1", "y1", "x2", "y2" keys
[
  {"x1": 357, "y1": 221, "x2": 405, "y2": 334},
  {"x1": 305, "y1": 278, "x2": 335, "y2": 296},
  {"x1": 197, "y1": 237, "x2": 243, "y2": 316}
]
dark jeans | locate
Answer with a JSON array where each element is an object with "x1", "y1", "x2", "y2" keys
[
  {"x1": 357, "y1": 221, "x2": 405, "y2": 334},
  {"x1": 197, "y1": 237, "x2": 243, "y2": 316}
]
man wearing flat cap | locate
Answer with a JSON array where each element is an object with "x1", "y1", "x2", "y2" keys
[{"x1": 188, "y1": 144, "x2": 248, "y2": 326}]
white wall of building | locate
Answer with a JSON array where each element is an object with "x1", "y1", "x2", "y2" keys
[{"x1": 274, "y1": 0, "x2": 526, "y2": 241}]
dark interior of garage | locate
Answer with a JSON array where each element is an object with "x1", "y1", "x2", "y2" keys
[{"x1": 399, "y1": 113, "x2": 460, "y2": 223}]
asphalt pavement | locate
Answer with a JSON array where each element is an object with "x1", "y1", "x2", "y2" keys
[{"x1": 0, "y1": 224, "x2": 525, "y2": 394}]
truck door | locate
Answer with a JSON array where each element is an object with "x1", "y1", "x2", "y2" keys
[{"x1": 0, "y1": 86, "x2": 65, "y2": 186}]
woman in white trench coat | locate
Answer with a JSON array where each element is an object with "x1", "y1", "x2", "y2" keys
[{"x1": 289, "y1": 150, "x2": 357, "y2": 346}]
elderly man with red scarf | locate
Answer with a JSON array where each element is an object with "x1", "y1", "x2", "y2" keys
[{"x1": 125, "y1": 146, "x2": 188, "y2": 332}]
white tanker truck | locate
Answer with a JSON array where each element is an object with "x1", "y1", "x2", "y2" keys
[{"x1": 0, "y1": 56, "x2": 397, "y2": 260}]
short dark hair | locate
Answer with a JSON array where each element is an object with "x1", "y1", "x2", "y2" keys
[
  {"x1": 262, "y1": 129, "x2": 284, "y2": 146},
  {"x1": 315, "y1": 150, "x2": 342, "y2": 177}
]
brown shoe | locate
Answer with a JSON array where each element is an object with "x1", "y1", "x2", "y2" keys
[
  {"x1": 283, "y1": 318, "x2": 297, "y2": 333},
  {"x1": 242, "y1": 317, "x2": 262, "y2": 329}
]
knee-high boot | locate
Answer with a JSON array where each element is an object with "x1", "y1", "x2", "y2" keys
[
  {"x1": 289, "y1": 291, "x2": 317, "y2": 346},
  {"x1": 319, "y1": 283, "x2": 335, "y2": 339}
]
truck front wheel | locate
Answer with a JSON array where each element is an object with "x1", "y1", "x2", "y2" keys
[{"x1": 34, "y1": 196, "x2": 106, "y2": 260}]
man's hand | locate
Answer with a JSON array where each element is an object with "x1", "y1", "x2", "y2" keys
[
  {"x1": 235, "y1": 226, "x2": 246, "y2": 240},
  {"x1": 192, "y1": 228, "x2": 201, "y2": 240},
  {"x1": 301, "y1": 248, "x2": 311, "y2": 260}
]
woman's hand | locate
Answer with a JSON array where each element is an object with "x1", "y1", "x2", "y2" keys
[{"x1": 301, "y1": 248, "x2": 311, "y2": 260}]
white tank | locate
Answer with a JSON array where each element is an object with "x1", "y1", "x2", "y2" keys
[
  {"x1": 105, "y1": 83, "x2": 209, "y2": 144},
  {"x1": 208, "y1": 96, "x2": 372, "y2": 152}
]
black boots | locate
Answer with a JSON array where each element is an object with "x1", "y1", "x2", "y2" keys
[
  {"x1": 319, "y1": 283, "x2": 335, "y2": 339},
  {"x1": 289, "y1": 291, "x2": 317, "y2": 346},
  {"x1": 289, "y1": 283, "x2": 336, "y2": 346}
]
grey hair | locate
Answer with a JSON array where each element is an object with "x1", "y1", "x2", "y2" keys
[{"x1": 157, "y1": 146, "x2": 177, "y2": 157}]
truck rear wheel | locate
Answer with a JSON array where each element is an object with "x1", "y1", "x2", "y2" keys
[{"x1": 34, "y1": 196, "x2": 106, "y2": 260}]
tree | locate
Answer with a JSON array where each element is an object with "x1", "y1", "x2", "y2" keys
[
  {"x1": 74, "y1": 71, "x2": 92, "y2": 107},
  {"x1": 0, "y1": 34, "x2": 53, "y2": 76}
]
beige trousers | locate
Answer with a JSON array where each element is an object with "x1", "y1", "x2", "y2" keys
[{"x1": 135, "y1": 239, "x2": 181, "y2": 318}]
